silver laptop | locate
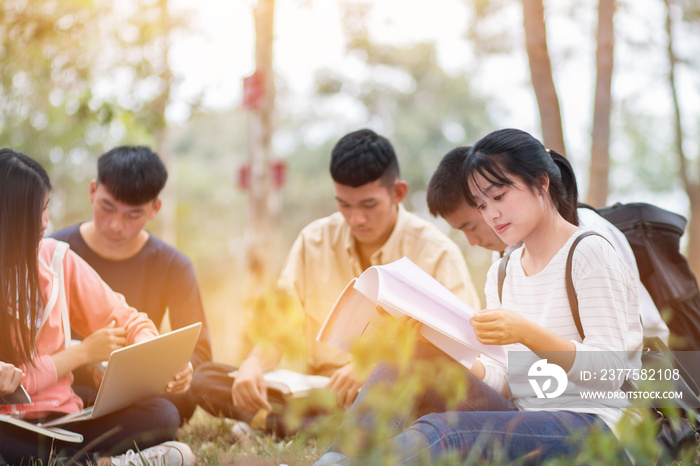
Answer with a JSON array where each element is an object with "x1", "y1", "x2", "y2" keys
[{"x1": 41, "y1": 322, "x2": 202, "y2": 427}]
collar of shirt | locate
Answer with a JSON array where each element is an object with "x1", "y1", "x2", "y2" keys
[{"x1": 343, "y1": 204, "x2": 407, "y2": 273}]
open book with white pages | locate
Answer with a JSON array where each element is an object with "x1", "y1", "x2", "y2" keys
[
  {"x1": 0, "y1": 414, "x2": 83, "y2": 442},
  {"x1": 317, "y1": 257, "x2": 506, "y2": 369},
  {"x1": 228, "y1": 368, "x2": 330, "y2": 398}
]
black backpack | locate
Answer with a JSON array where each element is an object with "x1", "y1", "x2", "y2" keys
[{"x1": 579, "y1": 202, "x2": 700, "y2": 353}]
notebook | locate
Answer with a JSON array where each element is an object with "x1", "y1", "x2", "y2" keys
[{"x1": 40, "y1": 322, "x2": 202, "y2": 427}]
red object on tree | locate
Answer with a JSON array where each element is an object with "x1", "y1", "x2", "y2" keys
[
  {"x1": 242, "y1": 70, "x2": 265, "y2": 109},
  {"x1": 271, "y1": 159, "x2": 286, "y2": 189},
  {"x1": 237, "y1": 160, "x2": 286, "y2": 191},
  {"x1": 237, "y1": 164, "x2": 250, "y2": 190}
]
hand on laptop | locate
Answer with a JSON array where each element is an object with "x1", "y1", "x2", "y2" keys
[
  {"x1": 81, "y1": 320, "x2": 126, "y2": 363},
  {"x1": 166, "y1": 362, "x2": 193, "y2": 395},
  {"x1": 0, "y1": 362, "x2": 24, "y2": 396}
]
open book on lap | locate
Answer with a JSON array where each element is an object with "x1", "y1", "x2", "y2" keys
[
  {"x1": 228, "y1": 368, "x2": 330, "y2": 399},
  {"x1": 1, "y1": 387, "x2": 81, "y2": 441},
  {"x1": 0, "y1": 415, "x2": 83, "y2": 442},
  {"x1": 317, "y1": 257, "x2": 506, "y2": 368}
]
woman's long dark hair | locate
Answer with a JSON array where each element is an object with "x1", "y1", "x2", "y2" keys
[
  {"x1": 0, "y1": 149, "x2": 52, "y2": 366},
  {"x1": 461, "y1": 128, "x2": 579, "y2": 226}
]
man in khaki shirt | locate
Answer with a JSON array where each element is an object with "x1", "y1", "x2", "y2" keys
[{"x1": 192, "y1": 129, "x2": 480, "y2": 427}]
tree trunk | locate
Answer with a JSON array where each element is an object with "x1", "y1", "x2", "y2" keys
[
  {"x1": 687, "y1": 189, "x2": 700, "y2": 280},
  {"x1": 155, "y1": 0, "x2": 176, "y2": 246},
  {"x1": 522, "y1": 0, "x2": 566, "y2": 155},
  {"x1": 246, "y1": 0, "x2": 276, "y2": 293},
  {"x1": 664, "y1": 0, "x2": 700, "y2": 277},
  {"x1": 586, "y1": 0, "x2": 615, "y2": 207}
]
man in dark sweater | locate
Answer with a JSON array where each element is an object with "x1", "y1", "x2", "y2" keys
[{"x1": 53, "y1": 145, "x2": 212, "y2": 423}]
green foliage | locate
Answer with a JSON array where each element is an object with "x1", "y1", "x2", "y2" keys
[
  {"x1": 0, "y1": 0, "x2": 114, "y2": 225},
  {"x1": 543, "y1": 409, "x2": 699, "y2": 465},
  {"x1": 166, "y1": 108, "x2": 249, "y2": 278},
  {"x1": 178, "y1": 410, "x2": 318, "y2": 465},
  {"x1": 283, "y1": 389, "x2": 339, "y2": 435},
  {"x1": 612, "y1": 98, "x2": 680, "y2": 196},
  {"x1": 465, "y1": 0, "x2": 518, "y2": 56},
  {"x1": 315, "y1": 317, "x2": 473, "y2": 464},
  {"x1": 0, "y1": 0, "x2": 192, "y2": 232},
  {"x1": 243, "y1": 285, "x2": 305, "y2": 363},
  {"x1": 179, "y1": 410, "x2": 700, "y2": 465},
  {"x1": 179, "y1": 409, "x2": 324, "y2": 465}
]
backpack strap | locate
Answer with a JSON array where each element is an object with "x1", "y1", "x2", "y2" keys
[
  {"x1": 577, "y1": 202, "x2": 599, "y2": 214},
  {"x1": 565, "y1": 231, "x2": 612, "y2": 341},
  {"x1": 497, "y1": 249, "x2": 514, "y2": 305},
  {"x1": 499, "y1": 231, "x2": 610, "y2": 341}
]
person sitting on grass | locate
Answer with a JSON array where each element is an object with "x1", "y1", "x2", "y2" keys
[
  {"x1": 315, "y1": 128, "x2": 643, "y2": 465},
  {"x1": 191, "y1": 128, "x2": 481, "y2": 434},
  {"x1": 52, "y1": 145, "x2": 212, "y2": 424},
  {"x1": 0, "y1": 148, "x2": 195, "y2": 466}
]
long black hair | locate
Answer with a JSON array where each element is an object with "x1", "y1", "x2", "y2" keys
[
  {"x1": 462, "y1": 129, "x2": 579, "y2": 226},
  {"x1": 0, "y1": 148, "x2": 52, "y2": 366}
]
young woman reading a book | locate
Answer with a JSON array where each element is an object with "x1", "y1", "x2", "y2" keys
[
  {"x1": 0, "y1": 149, "x2": 195, "y2": 465},
  {"x1": 315, "y1": 128, "x2": 643, "y2": 465}
]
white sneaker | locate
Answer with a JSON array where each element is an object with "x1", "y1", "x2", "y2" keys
[
  {"x1": 110, "y1": 441, "x2": 196, "y2": 465},
  {"x1": 230, "y1": 420, "x2": 254, "y2": 440},
  {"x1": 313, "y1": 452, "x2": 350, "y2": 466}
]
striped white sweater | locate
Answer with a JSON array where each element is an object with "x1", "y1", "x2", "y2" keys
[{"x1": 479, "y1": 229, "x2": 644, "y2": 436}]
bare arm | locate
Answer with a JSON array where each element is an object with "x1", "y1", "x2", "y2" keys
[
  {"x1": 50, "y1": 321, "x2": 126, "y2": 379},
  {"x1": 471, "y1": 308, "x2": 576, "y2": 371},
  {"x1": 231, "y1": 345, "x2": 282, "y2": 414}
]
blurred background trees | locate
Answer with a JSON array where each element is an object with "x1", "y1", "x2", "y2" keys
[
  {"x1": 2, "y1": 0, "x2": 699, "y2": 361},
  {"x1": 521, "y1": 0, "x2": 566, "y2": 155},
  {"x1": 587, "y1": 0, "x2": 615, "y2": 206},
  {"x1": 665, "y1": 0, "x2": 700, "y2": 283}
]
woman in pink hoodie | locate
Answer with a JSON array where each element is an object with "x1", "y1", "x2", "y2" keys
[{"x1": 0, "y1": 149, "x2": 195, "y2": 465}]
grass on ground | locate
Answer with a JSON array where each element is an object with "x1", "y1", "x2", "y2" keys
[{"x1": 177, "y1": 408, "x2": 325, "y2": 465}]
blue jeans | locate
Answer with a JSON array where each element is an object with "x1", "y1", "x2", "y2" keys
[
  {"x1": 390, "y1": 410, "x2": 614, "y2": 465},
  {"x1": 327, "y1": 345, "x2": 626, "y2": 465}
]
